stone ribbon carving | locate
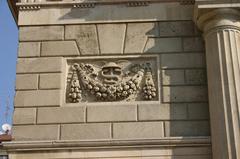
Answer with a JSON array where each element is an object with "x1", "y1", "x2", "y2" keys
[{"x1": 67, "y1": 60, "x2": 157, "y2": 103}]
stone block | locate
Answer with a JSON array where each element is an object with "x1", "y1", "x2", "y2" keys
[
  {"x1": 41, "y1": 41, "x2": 80, "y2": 56},
  {"x1": 18, "y1": 42, "x2": 40, "y2": 57},
  {"x1": 39, "y1": 73, "x2": 62, "y2": 89},
  {"x1": 15, "y1": 74, "x2": 38, "y2": 90},
  {"x1": 15, "y1": 90, "x2": 61, "y2": 107},
  {"x1": 124, "y1": 22, "x2": 159, "y2": 53},
  {"x1": 113, "y1": 122, "x2": 164, "y2": 139},
  {"x1": 161, "y1": 53, "x2": 206, "y2": 69},
  {"x1": 159, "y1": 21, "x2": 200, "y2": 37},
  {"x1": 185, "y1": 69, "x2": 207, "y2": 85},
  {"x1": 162, "y1": 70, "x2": 185, "y2": 85},
  {"x1": 144, "y1": 37, "x2": 182, "y2": 53},
  {"x1": 37, "y1": 106, "x2": 85, "y2": 124},
  {"x1": 13, "y1": 108, "x2": 36, "y2": 125},
  {"x1": 19, "y1": 26, "x2": 64, "y2": 41},
  {"x1": 163, "y1": 86, "x2": 208, "y2": 102},
  {"x1": 65, "y1": 25, "x2": 99, "y2": 55},
  {"x1": 183, "y1": 37, "x2": 205, "y2": 52},
  {"x1": 164, "y1": 121, "x2": 210, "y2": 137},
  {"x1": 138, "y1": 104, "x2": 187, "y2": 121},
  {"x1": 16, "y1": 57, "x2": 63, "y2": 73},
  {"x1": 13, "y1": 125, "x2": 59, "y2": 141},
  {"x1": 61, "y1": 123, "x2": 111, "y2": 140},
  {"x1": 141, "y1": 147, "x2": 212, "y2": 156},
  {"x1": 97, "y1": 24, "x2": 126, "y2": 54},
  {"x1": 83, "y1": 150, "x2": 141, "y2": 158},
  {"x1": 87, "y1": 104, "x2": 137, "y2": 122},
  {"x1": 188, "y1": 103, "x2": 210, "y2": 120}
]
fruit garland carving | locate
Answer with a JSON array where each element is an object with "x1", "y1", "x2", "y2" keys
[{"x1": 67, "y1": 62, "x2": 157, "y2": 102}]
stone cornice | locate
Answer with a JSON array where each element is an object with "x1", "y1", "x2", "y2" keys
[
  {"x1": 9, "y1": 0, "x2": 195, "y2": 25},
  {"x1": 3, "y1": 137, "x2": 211, "y2": 152},
  {"x1": 7, "y1": 0, "x2": 195, "y2": 22},
  {"x1": 16, "y1": 0, "x2": 195, "y2": 10},
  {"x1": 17, "y1": 0, "x2": 195, "y2": 5}
]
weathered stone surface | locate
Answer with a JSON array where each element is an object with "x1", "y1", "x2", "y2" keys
[
  {"x1": 18, "y1": 42, "x2": 40, "y2": 57},
  {"x1": 185, "y1": 69, "x2": 207, "y2": 85},
  {"x1": 39, "y1": 73, "x2": 62, "y2": 89},
  {"x1": 66, "y1": 56, "x2": 158, "y2": 103},
  {"x1": 144, "y1": 37, "x2": 182, "y2": 53},
  {"x1": 162, "y1": 70, "x2": 185, "y2": 85},
  {"x1": 141, "y1": 147, "x2": 211, "y2": 156},
  {"x1": 163, "y1": 86, "x2": 208, "y2": 102},
  {"x1": 113, "y1": 122, "x2": 164, "y2": 139},
  {"x1": 37, "y1": 106, "x2": 85, "y2": 124},
  {"x1": 195, "y1": 8, "x2": 240, "y2": 159},
  {"x1": 124, "y1": 23, "x2": 159, "y2": 53},
  {"x1": 65, "y1": 25, "x2": 99, "y2": 55},
  {"x1": 13, "y1": 108, "x2": 36, "y2": 125},
  {"x1": 98, "y1": 24, "x2": 126, "y2": 54},
  {"x1": 18, "y1": 3, "x2": 193, "y2": 26},
  {"x1": 15, "y1": 74, "x2": 38, "y2": 90},
  {"x1": 16, "y1": 57, "x2": 63, "y2": 73},
  {"x1": 87, "y1": 104, "x2": 137, "y2": 122},
  {"x1": 165, "y1": 121, "x2": 210, "y2": 136},
  {"x1": 161, "y1": 53, "x2": 206, "y2": 68},
  {"x1": 188, "y1": 103, "x2": 210, "y2": 120},
  {"x1": 13, "y1": 125, "x2": 59, "y2": 141},
  {"x1": 19, "y1": 26, "x2": 64, "y2": 41},
  {"x1": 61, "y1": 123, "x2": 111, "y2": 140},
  {"x1": 41, "y1": 41, "x2": 80, "y2": 56},
  {"x1": 183, "y1": 37, "x2": 205, "y2": 52},
  {"x1": 159, "y1": 21, "x2": 199, "y2": 37},
  {"x1": 7, "y1": 147, "x2": 212, "y2": 159},
  {"x1": 15, "y1": 90, "x2": 61, "y2": 107},
  {"x1": 138, "y1": 104, "x2": 187, "y2": 121}
]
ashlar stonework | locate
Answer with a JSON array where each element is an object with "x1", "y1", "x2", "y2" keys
[{"x1": 7, "y1": 0, "x2": 236, "y2": 159}]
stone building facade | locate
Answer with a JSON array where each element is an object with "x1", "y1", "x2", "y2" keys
[{"x1": 5, "y1": 0, "x2": 240, "y2": 159}]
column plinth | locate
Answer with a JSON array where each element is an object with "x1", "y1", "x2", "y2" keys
[{"x1": 195, "y1": 8, "x2": 240, "y2": 159}]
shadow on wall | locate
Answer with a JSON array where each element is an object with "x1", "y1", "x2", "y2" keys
[
  {"x1": 60, "y1": 6, "x2": 162, "y2": 22},
  {"x1": 144, "y1": 21, "x2": 211, "y2": 138},
  {"x1": 59, "y1": 2, "x2": 193, "y2": 23},
  {"x1": 145, "y1": 22, "x2": 212, "y2": 158},
  {"x1": 62, "y1": 7, "x2": 211, "y2": 137},
  {"x1": 60, "y1": 5, "x2": 211, "y2": 157}
]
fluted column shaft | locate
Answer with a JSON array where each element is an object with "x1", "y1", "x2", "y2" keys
[{"x1": 196, "y1": 8, "x2": 240, "y2": 159}]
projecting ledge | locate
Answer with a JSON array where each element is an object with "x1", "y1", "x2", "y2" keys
[
  {"x1": 16, "y1": 0, "x2": 194, "y2": 6},
  {"x1": 17, "y1": 1, "x2": 194, "y2": 25},
  {"x1": 3, "y1": 137, "x2": 211, "y2": 152}
]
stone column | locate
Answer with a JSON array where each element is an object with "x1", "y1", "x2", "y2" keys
[{"x1": 195, "y1": 8, "x2": 240, "y2": 159}]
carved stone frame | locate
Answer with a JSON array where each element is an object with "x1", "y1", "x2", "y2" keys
[{"x1": 63, "y1": 54, "x2": 161, "y2": 106}]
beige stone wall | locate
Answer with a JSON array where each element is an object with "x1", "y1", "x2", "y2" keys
[
  {"x1": 13, "y1": 20, "x2": 210, "y2": 141},
  {"x1": 10, "y1": 2, "x2": 212, "y2": 159}
]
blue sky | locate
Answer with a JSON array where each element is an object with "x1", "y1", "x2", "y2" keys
[{"x1": 0, "y1": 0, "x2": 18, "y2": 130}]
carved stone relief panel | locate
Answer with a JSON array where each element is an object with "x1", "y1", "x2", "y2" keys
[{"x1": 66, "y1": 55, "x2": 159, "y2": 103}]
